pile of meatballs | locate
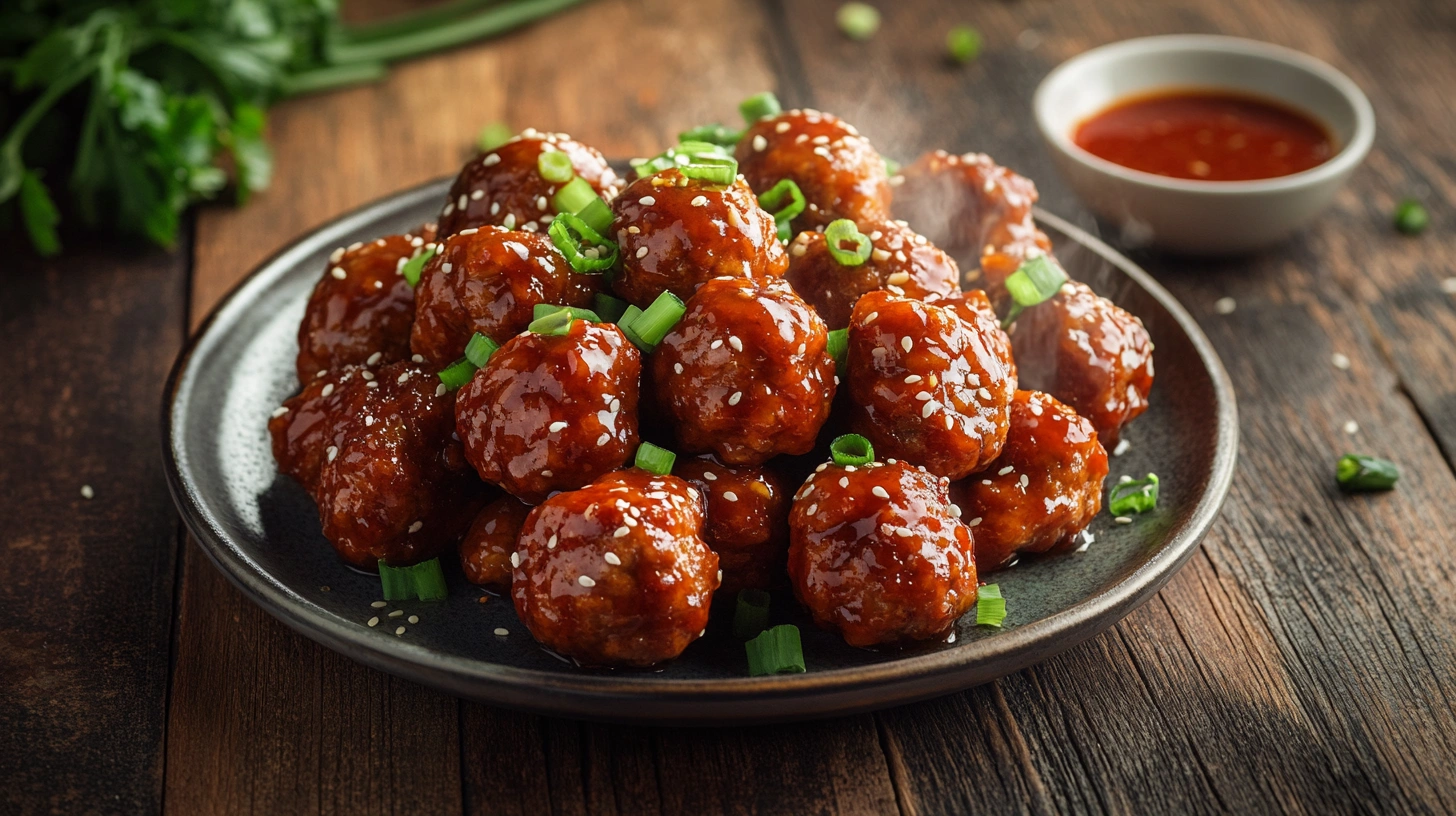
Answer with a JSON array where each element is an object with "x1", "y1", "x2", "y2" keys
[{"x1": 269, "y1": 98, "x2": 1155, "y2": 668}]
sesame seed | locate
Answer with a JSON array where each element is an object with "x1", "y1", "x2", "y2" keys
[
  {"x1": 79, "y1": 484, "x2": 94, "y2": 499},
  {"x1": 807, "y1": 503, "x2": 818, "y2": 515},
  {"x1": 442, "y1": 262, "x2": 453, "y2": 274},
  {"x1": 816, "y1": 463, "x2": 829, "y2": 472},
  {"x1": 320, "y1": 383, "x2": 335, "y2": 398},
  {"x1": 1214, "y1": 297, "x2": 1237, "y2": 315},
  {"x1": 839, "y1": 476, "x2": 850, "y2": 488},
  {"x1": 541, "y1": 470, "x2": 553, "y2": 477},
  {"x1": 691, "y1": 195, "x2": 708, "y2": 207},
  {"x1": 1332, "y1": 353, "x2": 1351, "y2": 370},
  {"x1": 896, "y1": 527, "x2": 914, "y2": 538},
  {"x1": 435, "y1": 384, "x2": 447, "y2": 397},
  {"x1": 775, "y1": 121, "x2": 791, "y2": 133},
  {"x1": 886, "y1": 271, "x2": 910, "y2": 285},
  {"x1": 271, "y1": 406, "x2": 290, "y2": 418},
  {"x1": 368, "y1": 617, "x2": 379, "y2": 627},
  {"x1": 329, "y1": 266, "x2": 346, "y2": 280},
  {"x1": 459, "y1": 228, "x2": 479, "y2": 236},
  {"x1": 915, "y1": 391, "x2": 932, "y2": 401},
  {"x1": 330, "y1": 247, "x2": 345, "y2": 263},
  {"x1": 1344, "y1": 420, "x2": 1359, "y2": 435},
  {"x1": 901, "y1": 336, "x2": 913, "y2": 352},
  {"x1": 1113, "y1": 438, "x2": 1131, "y2": 456},
  {"x1": 366, "y1": 351, "x2": 383, "y2": 365},
  {"x1": 1115, "y1": 516, "x2": 1133, "y2": 524},
  {"x1": 503, "y1": 213, "x2": 516, "y2": 229},
  {"x1": 904, "y1": 374, "x2": 921, "y2": 384},
  {"x1": 969, "y1": 517, "x2": 982, "y2": 527},
  {"x1": 388, "y1": 609, "x2": 404, "y2": 618},
  {"x1": 948, "y1": 504, "x2": 962, "y2": 518},
  {"x1": 1019, "y1": 474, "x2": 1030, "y2": 488},
  {"x1": 409, "y1": 521, "x2": 423, "y2": 533},
  {"x1": 397, "y1": 371, "x2": 410, "y2": 384},
  {"x1": 443, "y1": 203, "x2": 455, "y2": 216},
  {"x1": 326, "y1": 446, "x2": 338, "y2": 463},
  {"x1": 605, "y1": 552, "x2": 621, "y2": 565},
  {"x1": 610, "y1": 398, "x2": 620, "y2": 413},
  {"x1": 494, "y1": 627, "x2": 509, "y2": 636},
  {"x1": 639, "y1": 196, "x2": 656, "y2": 206},
  {"x1": 614, "y1": 526, "x2": 630, "y2": 538},
  {"x1": 728, "y1": 391, "x2": 742, "y2": 405},
  {"x1": 797, "y1": 343, "x2": 806, "y2": 354},
  {"x1": 471, "y1": 190, "x2": 485, "y2": 200},
  {"x1": 723, "y1": 491, "x2": 739, "y2": 502},
  {"x1": 922, "y1": 400, "x2": 939, "y2": 418},
  {"x1": 710, "y1": 339, "x2": 723, "y2": 350},
  {"x1": 674, "y1": 363, "x2": 684, "y2": 374},
  {"x1": 549, "y1": 421, "x2": 568, "y2": 432},
  {"x1": 1442, "y1": 277, "x2": 1456, "y2": 294},
  {"x1": 978, "y1": 387, "x2": 993, "y2": 400},
  {"x1": 578, "y1": 575, "x2": 596, "y2": 587},
  {"x1": 548, "y1": 534, "x2": 557, "y2": 549},
  {"x1": 872, "y1": 486, "x2": 890, "y2": 499},
  {"x1": 408, "y1": 615, "x2": 419, "y2": 624},
  {"x1": 596, "y1": 432, "x2": 610, "y2": 446},
  {"x1": 998, "y1": 465, "x2": 1014, "y2": 475},
  {"x1": 752, "y1": 134, "x2": 768, "y2": 151},
  {"x1": 635, "y1": 246, "x2": 649, "y2": 259},
  {"x1": 490, "y1": 202, "x2": 501, "y2": 215}
]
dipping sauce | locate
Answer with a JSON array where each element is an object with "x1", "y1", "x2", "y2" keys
[{"x1": 1074, "y1": 90, "x2": 1334, "y2": 181}]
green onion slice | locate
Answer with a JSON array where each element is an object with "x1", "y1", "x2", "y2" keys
[
  {"x1": 1336, "y1": 454, "x2": 1399, "y2": 492},
  {"x1": 552, "y1": 176, "x2": 598, "y2": 216},
  {"x1": 463, "y1": 332, "x2": 500, "y2": 368},
  {"x1": 532, "y1": 304, "x2": 602, "y2": 323},
  {"x1": 826, "y1": 327, "x2": 849, "y2": 376},
  {"x1": 378, "y1": 557, "x2": 449, "y2": 601},
  {"x1": 830, "y1": 433, "x2": 874, "y2": 466},
  {"x1": 621, "y1": 290, "x2": 686, "y2": 352},
  {"x1": 634, "y1": 441, "x2": 676, "y2": 475},
  {"x1": 537, "y1": 150, "x2": 575, "y2": 184},
  {"x1": 759, "y1": 179, "x2": 806, "y2": 242},
  {"x1": 1108, "y1": 473, "x2": 1160, "y2": 515},
  {"x1": 548, "y1": 213, "x2": 619, "y2": 274},
  {"x1": 679, "y1": 156, "x2": 739, "y2": 185},
  {"x1": 1001, "y1": 254, "x2": 1069, "y2": 328},
  {"x1": 437, "y1": 357, "x2": 477, "y2": 391},
  {"x1": 946, "y1": 25, "x2": 983, "y2": 64},
  {"x1": 401, "y1": 247, "x2": 436, "y2": 288},
  {"x1": 745, "y1": 624, "x2": 805, "y2": 676},
  {"x1": 527, "y1": 309, "x2": 575, "y2": 336},
  {"x1": 733, "y1": 589, "x2": 772, "y2": 640},
  {"x1": 477, "y1": 122, "x2": 513, "y2": 152},
  {"x1": 836, "y1": 2, "x2": 881, "y2": 41},
  {"x1": 593, "y1": 293, "x2": 630, "y2": 323},
  {"x1": 577, "y1": 197, "x2": 614, "y2": 235},
  {"x1": 1394, "y1": 199, "x2": 1428, "y2": 235},
  {"x1": 739, "y1": 91, "x2": 783, "y2": 124},
  {"x1": 679, "y1": 123, "x2": 743, "y2": 147},
  {"x1": 976, "y1": 583, "x2": 1006, "y2": 627},
  {"x1": 883, "y1": 157, "x2": 901, "y2": 177},
  {"x1": 633, "y1": 141, "x2": 736, "y2": 179},
  {"x1": 824, "y1": 219, "x2": 872, "y2": 266}
]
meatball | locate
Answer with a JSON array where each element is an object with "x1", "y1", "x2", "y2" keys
[
  {"x1": 846, "y1": 290, "x2": 1016, "y2": 480},
  {"x1": 736, "y1": 109, "x2": 892, "y2": 231},
  {"x1": 784, "y1": 218, "x2": 960, "y2": 329},
  {"x1": 456, "y1": 319, "x2": 640, "y2": 502},
  {"x1": 788, "y1": 459, "x2": 977, "y2": 647},
  {"x1": 512, "y1": 469, "x2": 719, "y2": 667},
  {"x1": 295, "y1": 226, "x2": 436, "y2": 381},
  {"x1": 653, "y1": 277, "x2": 837, "y2": 465},
  {"x1": 314, "y1": 362, "x2": 485, "y2": 568},
  {"x1": 269, "y1": 366, "x2": 375, "y2": 496},
  {"x1": 1012, "y1": 281, "x2": 1154, "y2": 446},
  {"x1": 673, "y1": 455, "x2": 790, "y2": 593},
  {"x1": 460, "y1": 495, "x2": 532, "y2": 589},
  {"x1": 610, "y1": 168, "x2": 787, "y2": 307},
  {"x1": 410, "y1": 226, "x2": 599, "y2": 366},
  {"x1": 437, "y1": 130, "x2": 621, "y2": 239},
  {"x1": 953, "y1": 390, "x2": 1108, "y2": 570}
]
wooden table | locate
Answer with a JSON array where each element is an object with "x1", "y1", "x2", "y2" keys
[{"x1": 6, "y1": 0, "x2": 1455, "y2": 812}]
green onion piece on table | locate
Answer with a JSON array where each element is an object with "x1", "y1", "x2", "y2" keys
[
  {"x1": 679, "y1": 156, "x2": 739, "y2": 185},
  {"x1": 824, "y1": 219, "x2": 872, "y2": 266},
  {"x1": 437, "y1": 357, "x2": 478, "y2": 391},
  {"x1": 536, "y1": 150, "x2": 575, "y2": 183},
  {"x1": 745, "y1": 624, "x2": 806, "y2": 676},
  {"x1": 1000, "y1": 254, "x2": 1069, "y2": 328},
  {"x1": 463, "y1": 332, "x2": 500, "y2": 368},
  {"x1": 946, "y1": 26, "x2": 983, "y2": 64},
  {"x1": 826, "y1": 328, "x2": 849, "y2": 376},
  {"x1": 478, "y1": 122, "x2": 514, "y2": 152},
  {"x1": 758, "y1": 179, "x2": 806, "y2": 241},
  {"x1": 593, "y1": 293, "x2": 630, "y2": 323},
  {"x1": 548, "y1": 213, "x2": 619, "y2": 274},
  {"x1": 634, "y1": 441, "x2": 676, "y2": 475},
  {"x1": 1394, "y1": 199, "x2": 1428, "y2": 235},
  {"x1": 975, "y1": 584, "x2": 1006, "y2": 627},
  {"x1": 622, "y1": 291, "x2": 686, "y2": 352},
  {"x1": 836, "y1": 2, "x2": 881, "y2": 41},
  {"x1": 401, "y1": 247, "x2": 437, "y2": 287},
  {"x1": 679, "y1": 123, "x2": 742, "y2": 147},
  {"x1": 739, "y1": 92, "x2": 783, "y2": 124},
  {"x1": 378, "y1": 557, "x2": 448, "y2": 602},
  {"x1": 733, "y1": 589, "x2": 772, "y2": 639},
  {"x1": 830, "y1": 433, "x2": 874, "y2": 467},
  {"x1": 1108, "y1": 473, "x2": 1160, "y2": 515},
  {"x1": 528, "y1": 309, "x2": 575, "y2": 336},
  {"x1": 532, "y1": 304, "x2": 602, "y2": 323},
  {"x1": 1336, "y1": 454, "x2": 1400, "y2": 492}
]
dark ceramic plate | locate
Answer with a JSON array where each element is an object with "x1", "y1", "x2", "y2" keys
[{"x1": 163, "y1": 176, "x2": 1237, "y2": 725}]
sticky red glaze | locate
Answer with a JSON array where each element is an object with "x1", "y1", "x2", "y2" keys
[
  {"x1": 673, "y1": 455, "x2": 790, "y2": 593},
  {"x1": 609, "y1": 168, "x2": 787, "y2": 308},
  {"x1": 1013, "y1": 280, "x2": 1154, "y2": 446},
  {"x1": 893, "y1": 150, "x2": 1052, "y2": 304},
  {"x1": 512, "y1": 469, "x2": 718, "y2": 667},
  {"x1": 952, "y1": 390, "x2": 1107, "y2": 570},
  {"x1": 944, "y1": 289, "x2": 1017, "y2": 381},
  {"x1": 269, "y1": 366, "x2": 375, "y2": 496},
  {"x1": 652, "y1": 277, "x2": 837, "y2": 465},
  {"x1": 295, "y1": 226, "x2": 436, "y2": 381},
  {"x1": 846, "y1": 291, "x2": 1016, "y2": 480},
  {"x1": 788, "y1": 460, "x2": 977, "y2": 647},
  {"x1": 437, "y1": 131, "x2": 621, "y2": 240},
  {"x1": 736, "y1": 109, "x2": 892, "y2": 231},
  {"x1": 409, "y1": 226, "x2": 599, "y2": 366},
  {"x1": 460, "y1": 495, "x2": 532, "y2": 589},
  {"x1": 455, "y1": 320, "x2": 640, "y2": 503},
  {"x1": 1074, "y1": 91, "x2": 1333, "y2": 181},
  {"x1": 784, "y1": 218, "x2": 960, "y2": 330}
]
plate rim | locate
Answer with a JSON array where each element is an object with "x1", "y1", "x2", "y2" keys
[{"x1": 162, "y1": 176, "x2": 1238, "y2": 723}]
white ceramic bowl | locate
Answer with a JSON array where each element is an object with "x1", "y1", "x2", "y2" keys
[{"x1": 1033, "y1": 35, "x2": 1375, "y2": 255}]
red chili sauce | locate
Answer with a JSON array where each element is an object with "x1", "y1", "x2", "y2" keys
[{"x1": 1073, "y1": 89, "x2": 1334, "y2": 181}]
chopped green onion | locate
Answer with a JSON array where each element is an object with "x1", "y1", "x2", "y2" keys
[
  {"x1": 593, "y1": 293, "x2": 630, "y2": 323},
  {"x1": 739, "y1": 91, "x2": 782, "y2": 124},
  {"x1": 1394, "y1": 199, "x2": 1428, "y2": 235},
  {"x1": 836, "y1": 2, "x2": 881, "y2": 41},
  {"x1": 379, "y1": 557, "x2": 449, "y2": 602},
  {"x1": 548, "y1": 213, "x2": 619, "y2": 274},
  {"x1": 946, "y1": 26, "x2": 983, "y2": 64},
  {"x1": 829, "y1": 433, "x2": 873, "y2": 466},
  {"x1": 1336, "y1": 454, "x2": 1399, "y2": 492},
  {"x1": 537, "y1": 150, "x2": 575, "y2": 184},
  {"x1": 552, "y1": 176, "x2": 598, "y2": 216},
  {"x1": 733, "y1": 589, "x2": 772, "y2": 639},
  {"x1": 975, "y1": 584, "x2": 1006, "y2": 627},
  {"x1": 437, "y1": 357, "x2": 477, "y2": 391},
  {"x1": 478, "y1": 122, "x2": 513, "y2": 152},
  {"x1": 759, "y1": 179, "x2": 807, "y2": 241},
  {"x1": 401, "y1": 247, "x2": 436, "y2": 288},
  {"x1": 633, "y1": 141, "x2": 736, "y2": 178},
  {"x1": 680, "y1": 156, "x2": 739, "y2": 185},
  {"x1": 1108, "y1": 473, "x2": 1160, "y2": 515},
  {"x1": 883, "y1": 157, "x2": 901, "y2": 177},
  {"x1": 824, "y1": 219, "x2": 872, "y2": 266},
  {"x1": 528, "y1": 309, "x2": 575, "y2": 336},
  {"x1": 616, "y1": 303, "x2": 644, "y2": 327},
  {"x1": 532, "y1": 304, "x2": 602, "y2": 323},
  {"x1": 463, "y1": 332, "x2": 500, "y2": 368},
  {"x1": 1001, "y1": 254, "x2": 1069, "y2": 328},
  {"x1": 679, "y1": 123, "x2": 742, "y2": 147},
  {"x1": 745, "y1": 624, "x2": 805, "y2": 676},
  {"x1": 826, "y1": 328, "x2": 849, "y2": 376},
  {"x1": 577, "y1": 197, "x2": 615, "y2": 235},
  {"x1": 634, "y1": 441, "x2": 676, "y2": 475},
  {"x1": 622, "y1": 291, "x2": 686, "y2": 352}
]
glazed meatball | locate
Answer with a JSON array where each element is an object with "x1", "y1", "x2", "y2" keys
[
  {"x1": 673, "y1": 455, "x2": 790, "y2": 593},
  {"x1": 846, "y1": 290, "x2": 1016, "y2": 480},
  {"x1": 610, "y1": 168, "x2": 787, "y2": 307},
  {"x1": 456, "y1": 319, "x2": 640, "y2": 503},
  {"x1": 736, "y1": 109, "x2": 892, "y2": 231},
  {"x1": 1012, "y1": 281, "x2": 1154, "y2": 446},
  {"x1": 410, "y1": 226, "x2": 599, "y2": 366},
  {"x1": 314, "y1": 362, "x2": 485, "y2": 568},
  {"x1": 437, "y1": 129, "x2": 621, "y2": 239},
  {"x1": 460, "y1": 495, "x2": 532, "y2": 589},
  {"x1": 944, "y1": 288, "x2": 1017, "y2": 379},
  {"x1": 788, "y1": 459, "x2": 977, "y2": 647},
  {"x1": 784, "y1": 218, "x2": 960, "y2": 329},
  {"x1": 953, "y1": 390, "x2": 1108, "y2": 570},
  {"x1": 295, "y1": 226, "x2": 436, "y2": 381},
  {"x1": 653, "y1": 277, "x2": 837, "y2": 465},
  {"x1": 512, "y1": 469, "x2": 719, "y2": 667},
  {"x1": 269, "y1": 366, "x2": 375, "y2": 497}
]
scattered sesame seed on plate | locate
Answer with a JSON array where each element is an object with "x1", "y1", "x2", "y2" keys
[
  {"x1": 1114, "y1": 516, "x2": 1133, "y2": 524},
  {"x1": 1441, "y1": 277, "x2": 1456, "y2": 294},
  {"x1": 494, "y1": 628, "x2": 509, "y2": 636},
  {"x1": 1344, "y1": 420, "x2": 1359, "y2": 435},
  {"x1": 1214, "y1": 297, "x2": 1237, "y2": 315},
  {"x1": 408, "y1": 615, "x2": 419, "y2": 624},
  {"x1": 1331, "y1": 353, "x2": 1351, "y2": 370},
  {"x1": 388, "y1": 609, "x2": 404, "y2": 618},
  {"x1": 367, "y1": 617, "x2": 379, "y2": 627},
  {"x1": 395, "y1": 626, "x2": 406, "y2": 636},
  {"x1": 371, "y1": 600, "x2": 387, "y2": 608},
  {"x1": 80, "y1": 485, "x2": 94, "y2": 499}
]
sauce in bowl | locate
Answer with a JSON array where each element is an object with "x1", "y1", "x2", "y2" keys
[{"x1": 1073, "y1": 89, "x2": 1334, "y2": 181}]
